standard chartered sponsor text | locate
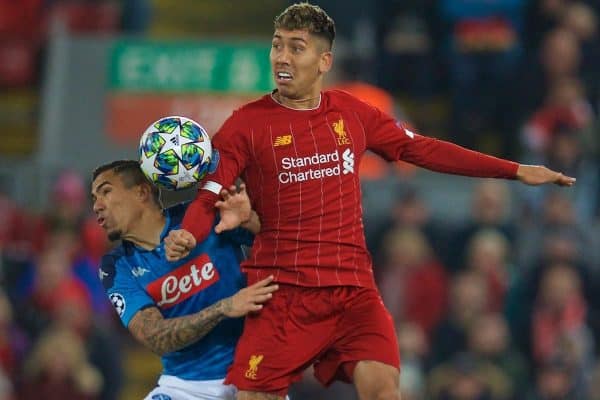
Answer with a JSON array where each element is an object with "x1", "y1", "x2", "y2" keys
[{"x1": 279, "y1": 150, "x2": 344, "y2": 183}]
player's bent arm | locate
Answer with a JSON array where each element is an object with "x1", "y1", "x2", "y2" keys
[
  {"x1": 128, "y1": 300, "x2": 230, "y2": 356},
  {"x1": 181, "y1": 189, "x2": 219, "y2": 244},
  {"x1": 127, "y1": 276, "x2": 277, "y2": 355}
]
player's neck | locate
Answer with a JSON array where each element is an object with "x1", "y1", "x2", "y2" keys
[
  {"x1": 272, "y1": 90, "x2": 322, "y2": 110},
  {"x1": 123, "y1": 210, "x2": 166, "y2": 250}
]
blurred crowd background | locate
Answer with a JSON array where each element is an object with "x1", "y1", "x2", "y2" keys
[{"x1": 1, "y1": 0, "x2": 600, "y2": 399}]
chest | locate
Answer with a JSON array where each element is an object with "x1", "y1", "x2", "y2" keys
[
  {"x1": 248, "y1": 111, "x2": 366, "y2": 175},
  {"x1": 129, "y1": 242, "x2": 240, "y2": 312}
]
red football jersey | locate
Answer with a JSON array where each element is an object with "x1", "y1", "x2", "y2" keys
[{"x1": 190, "y1": 90, "x2": 518, "y2": 288}]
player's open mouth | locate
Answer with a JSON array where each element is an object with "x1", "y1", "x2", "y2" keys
[
  {"x1": 276, "y1": 71, "x2": 293, "y2": 82},
  {"x1": 97, "y1": 217, "x2": 106, "y2": 227}
]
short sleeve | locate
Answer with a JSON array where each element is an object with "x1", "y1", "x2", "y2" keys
[{"x1": 99, "y1": 255, "x2": 154, "y2": 328}]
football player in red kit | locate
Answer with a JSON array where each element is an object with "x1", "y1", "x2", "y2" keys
[{"x1": 165, "y1": 3, "x2": 575, "y2": 400}]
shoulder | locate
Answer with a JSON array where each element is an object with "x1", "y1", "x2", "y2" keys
[
  {"x1": 102, "y1": 245, "x2": 128, "y2": 264},
  {"x1": 325, "y1": 89, "x2": 364, "y2": 106},
  {"x1": 332, "y1": 82, "x2": 395, "y2": 114},
  {"x1": 325, "y1": 89, "x2": 378, "y2": 124},
  {"x1": 324, "y1": 89, "x2": 376, "y2": 117},
  {"x1": 98, "y1": 247, "x2": 128, "y2": 290}
]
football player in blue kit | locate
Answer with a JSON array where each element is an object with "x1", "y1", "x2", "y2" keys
[{"x1": 91, "y1": 160, "x2": 278, "y2": 400}]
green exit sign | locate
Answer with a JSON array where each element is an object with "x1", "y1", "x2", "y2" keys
[{"x1": 109, "y1": 39, "x2": 274, "y2": 93}]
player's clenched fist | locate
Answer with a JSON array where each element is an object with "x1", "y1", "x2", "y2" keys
[
  {"x1": 221, "y1": 276, "x2": 279, "y2": 318},
  {"x1": 165, "y1": 229, "x2": 196, "y2": 261}
]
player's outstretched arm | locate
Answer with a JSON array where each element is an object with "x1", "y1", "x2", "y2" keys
[
  {"x1": 128, "y1": 276, "x2": 278, "y2": 355},
  {"x1": 516, "y1": 164, "x2": 576, "y2": 186},
  {"x1": 215, "y1": 183, "x2": 261, "y2": 234}
]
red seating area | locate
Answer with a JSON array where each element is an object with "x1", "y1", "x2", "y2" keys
[
  {"x1": 0, "y1": 39, "x2": 36, "y2": 87},
  {"x1": 49, "y1": 1, "x2": 120, "y2": 34},
  {"x1": 0, "y1": 0, "x2": 120, "y2": 88}
]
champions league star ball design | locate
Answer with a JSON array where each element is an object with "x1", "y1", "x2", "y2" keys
[
  {"x1": 139, "y1": 116, "x2": 212, "y2": 190},
  {"x1": 109, "y1": 293, "x2": 126, "y2": 317}
]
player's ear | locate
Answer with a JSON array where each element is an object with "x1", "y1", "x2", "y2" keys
[
  {"x1": 137, "y1": 183, "x2": 152, "y2": 202},
  {"x1": 319, "y1": 50, "x2": 333, "y2": 74}
]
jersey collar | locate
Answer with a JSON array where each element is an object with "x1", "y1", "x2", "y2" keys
[{"x1": 270, "y1": 90, "x2": 322, "y2": 111}]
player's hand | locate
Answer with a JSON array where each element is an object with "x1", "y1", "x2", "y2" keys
[
  {"x1": 516, "y1": 164, "x2": 576, "y2": 187},
  {"x1": 222, "y1": 276, "x2": 278, "y2": 318},
  {"x1": 164, "y1": 229, "x2": 196, "y2": 261},
  {"x1": 214, "y1": 183, "x2": 252, "y2": 234}
]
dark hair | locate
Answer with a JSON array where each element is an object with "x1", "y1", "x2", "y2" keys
[
  {"x1": 92, "y1": 160, "x2": 160, "y2": 205},
  {"x1": 274, "y1": 3, "x2": 335, "y2": 49}
]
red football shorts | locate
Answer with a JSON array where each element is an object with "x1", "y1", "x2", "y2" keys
[{"x1": 224, "y1": 284, "x2": 400, "y2": 397}]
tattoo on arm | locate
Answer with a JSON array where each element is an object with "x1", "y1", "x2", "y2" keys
[{"x1": 129, "y1": 298, "x2": 233, "y2": 355}]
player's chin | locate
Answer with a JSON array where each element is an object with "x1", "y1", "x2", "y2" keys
[{"x1": 276, "y1": 84, "x2": 294, "y2": 96}]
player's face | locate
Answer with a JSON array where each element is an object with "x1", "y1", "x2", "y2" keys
[
  {"x1": 270, "y1": 29, "x2": 332, "y2": 101},
  {"x1": 91, "y1": 171, "x2": 142, "y2": 241}
]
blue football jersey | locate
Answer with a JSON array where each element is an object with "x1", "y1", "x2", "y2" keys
[{"x1": 99, "y1": 203, "x2": 252, "y2": 380}]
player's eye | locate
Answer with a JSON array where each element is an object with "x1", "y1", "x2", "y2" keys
[
  {"x1": 292, "y1": 46, "x2": 304, "y2": 53},
  {"x1": 272, "y1": 43, "x2": 281, "y2": 50}
]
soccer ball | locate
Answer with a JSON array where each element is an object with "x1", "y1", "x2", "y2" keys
[{"x1": 139, "y1": 116, "x2": 212, "y2": 190}]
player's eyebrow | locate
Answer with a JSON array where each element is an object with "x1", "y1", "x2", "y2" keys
[
  {"x1": 273, "y1": 34, "x2": 307, "y2": 44},
  {"x1": 92, "y1": 181, "x2": 111, "y2": 196}
]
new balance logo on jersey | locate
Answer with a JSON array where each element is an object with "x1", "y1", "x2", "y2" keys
[
  {"x1": 146, "y1": 254, "x2": 220, "y2": 308},
  {"x1": 274, "y1": 135, "x2": 292, "y2": 147},
  {"x1": 342, "y1": 148, "x2": 354, "y2": 174}
]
